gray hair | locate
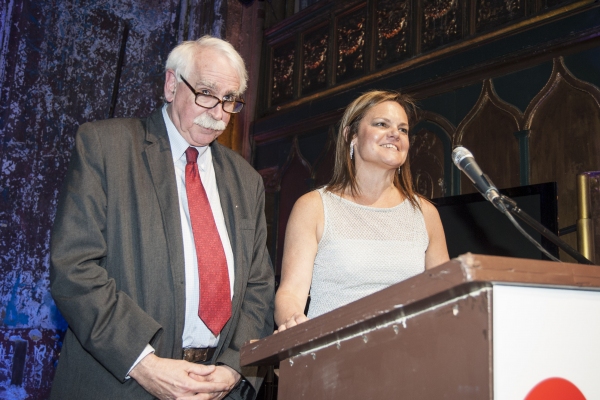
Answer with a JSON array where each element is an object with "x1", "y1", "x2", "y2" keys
[{"x1": 165, "y1": 35, "x2": 248, "y2": 94}]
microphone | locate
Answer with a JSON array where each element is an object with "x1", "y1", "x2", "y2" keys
[{"x1": 452, "y1": 146, "x2": 502, "y2": 207}]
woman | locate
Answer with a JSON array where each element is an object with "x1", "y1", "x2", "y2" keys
[{"x1": 274, "y1": 90, "x2": 449, "y2": 332}]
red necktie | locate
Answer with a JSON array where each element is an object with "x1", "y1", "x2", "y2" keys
[{"x1": 185, "y1": 147, "x2": 231, "y2": 336}]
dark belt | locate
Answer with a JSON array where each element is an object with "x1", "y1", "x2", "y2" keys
[{"x1": 183, "y1": 347, "x2": 216, "y2": 363}]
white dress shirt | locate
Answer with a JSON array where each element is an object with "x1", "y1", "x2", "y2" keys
[
  {"x1": 127, "y1": 106, "x2": 236, "y2": 375},
  {"x1": 162, "y1": 105, "x2": 235, "y2": 347}
]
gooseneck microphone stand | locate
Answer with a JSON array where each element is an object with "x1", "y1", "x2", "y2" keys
[{"x1": 491, "y1": 195, "x2": 594, "y2": 265}]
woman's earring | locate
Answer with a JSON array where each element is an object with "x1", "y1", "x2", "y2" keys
[
  {"x1": 398, "y1": 166, "x2": 402, "y2": 174},
  {"x1": 350, "y1": 143, "x2": 354, "y2": 159}
]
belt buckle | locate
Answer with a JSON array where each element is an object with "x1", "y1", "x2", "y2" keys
[{"x1": 183, "y1": 347, "x2": 210, "y2": 363}]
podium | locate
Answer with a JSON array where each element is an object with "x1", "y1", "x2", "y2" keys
[{"x1": 241, "y1": 254, "x2": 600, "y2": 399}]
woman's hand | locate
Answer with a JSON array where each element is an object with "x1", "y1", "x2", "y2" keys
[
  {"x1": 274, "y1": 191, "x2": 322, "y2": 331},
  {"x1": 274, "y1": 312, "x2": 309, "y2": 333}
]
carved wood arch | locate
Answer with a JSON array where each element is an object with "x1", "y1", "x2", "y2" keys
[
  {"x1": 455, "y1": 79, "x2": 523, "y2": 194},
  {"x1": 416, "y1": 110, "x2": 456, "y2": 137},
  {"x1": 411, "y1": 111, "x2": 455, "y2": 198},
  {"x1": 523, "y1": 57, "x2": 600, "y2": 261},
  {"x1": 524, "y1": 57, "x2": 600, "y2": 128},
  {"x1": 275, "y1": 136, "x2": 312, "y2": 273}
]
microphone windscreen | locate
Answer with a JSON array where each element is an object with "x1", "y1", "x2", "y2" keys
[{"x1": 452, "y1": 146, "x2": 473, "y2": 167}]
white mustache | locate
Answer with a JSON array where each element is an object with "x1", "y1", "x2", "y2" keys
[{"x1": 193, "y1": 113, "x2": 227, "y2": 131}]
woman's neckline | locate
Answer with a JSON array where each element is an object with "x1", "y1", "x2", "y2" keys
[{"x1": 323, "y1": 188, "x2": 408, "y2": 210}]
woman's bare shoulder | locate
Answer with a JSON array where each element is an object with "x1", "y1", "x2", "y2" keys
[
  {"x1": 293, "y1": 189, "x2": 325, "y2": 212},
  {"x1": 417, "y1": 196, "x2": 436, "y2": 213},
  {"x1": 286, "y1": 190, "x2": 325, "y2": 243}
]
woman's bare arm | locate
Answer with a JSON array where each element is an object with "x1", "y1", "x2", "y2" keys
[
  {"x1": 421, "y1": 200, "x2": 450, "y2": 270},
  {"x1": 274, "y1": 191, "x2": 324, "y2": 332}
]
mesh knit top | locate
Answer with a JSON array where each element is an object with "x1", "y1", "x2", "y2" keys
[{"x1": 307, "y1": 188, "x2": 429, "y2": 319}]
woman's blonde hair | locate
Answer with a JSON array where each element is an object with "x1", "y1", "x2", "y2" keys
[{"x1": 326, "y1": 90, "x2": 421, "y2": 209}]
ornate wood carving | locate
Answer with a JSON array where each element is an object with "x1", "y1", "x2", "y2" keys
[
  {"x1": 302, "y1": 25, "x2": 329, "y2": 95},
  {"x1": 421, "y1": 0, "x2": 463, "y2": 52},
  {"x1": 336, "y1": 5, "x2": 366, "y2": 83},
  {"x1": 525, "y1": 57, "x2": 600, "y2": 260},
  {"x1": 376, "y1": 0, "x2": 411, "y2": 68},
  {"x1": 410, "y1": 127, "x2": 448, "y2": 199},
  {"x1": 412, "y1": 111, "x2": 456, "y2": 198},
  {"x1": 455, "y1": 79, "x2": 523, "y2": 194},
  {"x1": 475, "y1": 0, "x2": 526, "y2": 33},
  {"x1": 272, "y1": 40, "x2": 296, "y2": 105}
]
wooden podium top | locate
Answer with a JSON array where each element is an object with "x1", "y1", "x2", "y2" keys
[{"x1": 241, "y1": 253, "x2": 600, "y2": 367}]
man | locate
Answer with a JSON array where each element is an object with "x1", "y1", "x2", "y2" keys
[{"x1": 50, "y1": 36, "x2": 274, "y2": 400}]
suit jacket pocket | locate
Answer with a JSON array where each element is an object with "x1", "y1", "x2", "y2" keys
[
  {"x1": 237, "y1": 219, "x2": 255, "y2": 268},
  {"x1": 239, "y1": 219, "x2": 255, "y2": 231}
]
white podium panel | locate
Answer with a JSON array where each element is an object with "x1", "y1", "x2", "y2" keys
[{"x1": 493, "y1": 284, "x2": 600, "y2": 399}]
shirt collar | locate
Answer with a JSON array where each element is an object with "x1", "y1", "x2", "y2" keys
[{"x1": 162, "y1": 104, "x2": 211, "y2": 172}]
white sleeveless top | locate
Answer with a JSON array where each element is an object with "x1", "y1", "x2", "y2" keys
[{"x1": 307, "y1": 188, "x2": 429, "y2": 318}]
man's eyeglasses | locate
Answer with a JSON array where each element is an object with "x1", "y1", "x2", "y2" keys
[{"x1": 180, "y1": 76, "x2": 245, "y2": 114}]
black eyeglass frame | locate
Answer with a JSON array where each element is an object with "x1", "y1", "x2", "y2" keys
[{"x1": 180, "y1": 76, "x2": 245, "y2": 114}]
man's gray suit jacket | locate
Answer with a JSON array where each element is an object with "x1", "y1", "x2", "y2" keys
[{"x1": 49, "y1": 108, "x2": 274, "y2": 399}]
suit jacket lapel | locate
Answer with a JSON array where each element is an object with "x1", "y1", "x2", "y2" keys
[
  {"x1": 211, "y1": 143, "x2": 244, "y2": 350},
  {"x1": 143, "y1": 109, "x2": 186, "y2": 354}
]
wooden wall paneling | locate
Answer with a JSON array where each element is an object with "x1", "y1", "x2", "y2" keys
[
  {"x1": 414, "y1": 0, "x2": 424, "y2": 55},
  {"x1": 364, "y1": 0, "x2": 376, "y2": 75},
  {"x1": 270, "y1": 38, "x2": 297, "y2": 106},
  {"x1": 420, "y1": 0, "x2": 466, "y2": 53},
  {"x1": 312, "y1": 125, "x2": 337, "y2": 188},
  {"x1": 410, "y1": 126, "x2": 447, "y2": 199},
  {"x1": 473, "y1": 0, "x2": 528, "y2": 34},
  {"x1": 524, "y1": 57, "x2": 600, "y2": 261},
  {"x1": 374, "y1": 0, "x2": 412, "y2": 70},
  {"x1": 366, "y1": 0, "x2": 377, "y2": 72},
  {"x1": 301, "y1": 23, "x2": 330, "y2": 96},
  {"x1": 274, "y1": 136, "x2": 313, "y2": 274},
  {"x1": 335, "y1": 3, "x2": 367, "y2": 84},
  {"x1": 411, "y1": 111, "x2": 455, "y2": 198},
  {"x1": 257, "y1": 1, "x2": 598, "y2": 117},
  {"x1": 294, "y1": 31, "x2": 303, "y2": 100},
  {"x1": 327, "y1": 6, "x2": 338, "y2": 88},
  {"x1": 455, "y1": 79, "x2": 523, "y2": 194}
]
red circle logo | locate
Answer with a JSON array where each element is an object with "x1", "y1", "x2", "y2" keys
[{"x1": 525, "y1": 377, "x2": 586, "y2": 400}]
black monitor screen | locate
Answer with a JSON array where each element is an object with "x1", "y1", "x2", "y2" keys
[{"x1": 433, "y1": 182, "x2": 559, "y2": 260}]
